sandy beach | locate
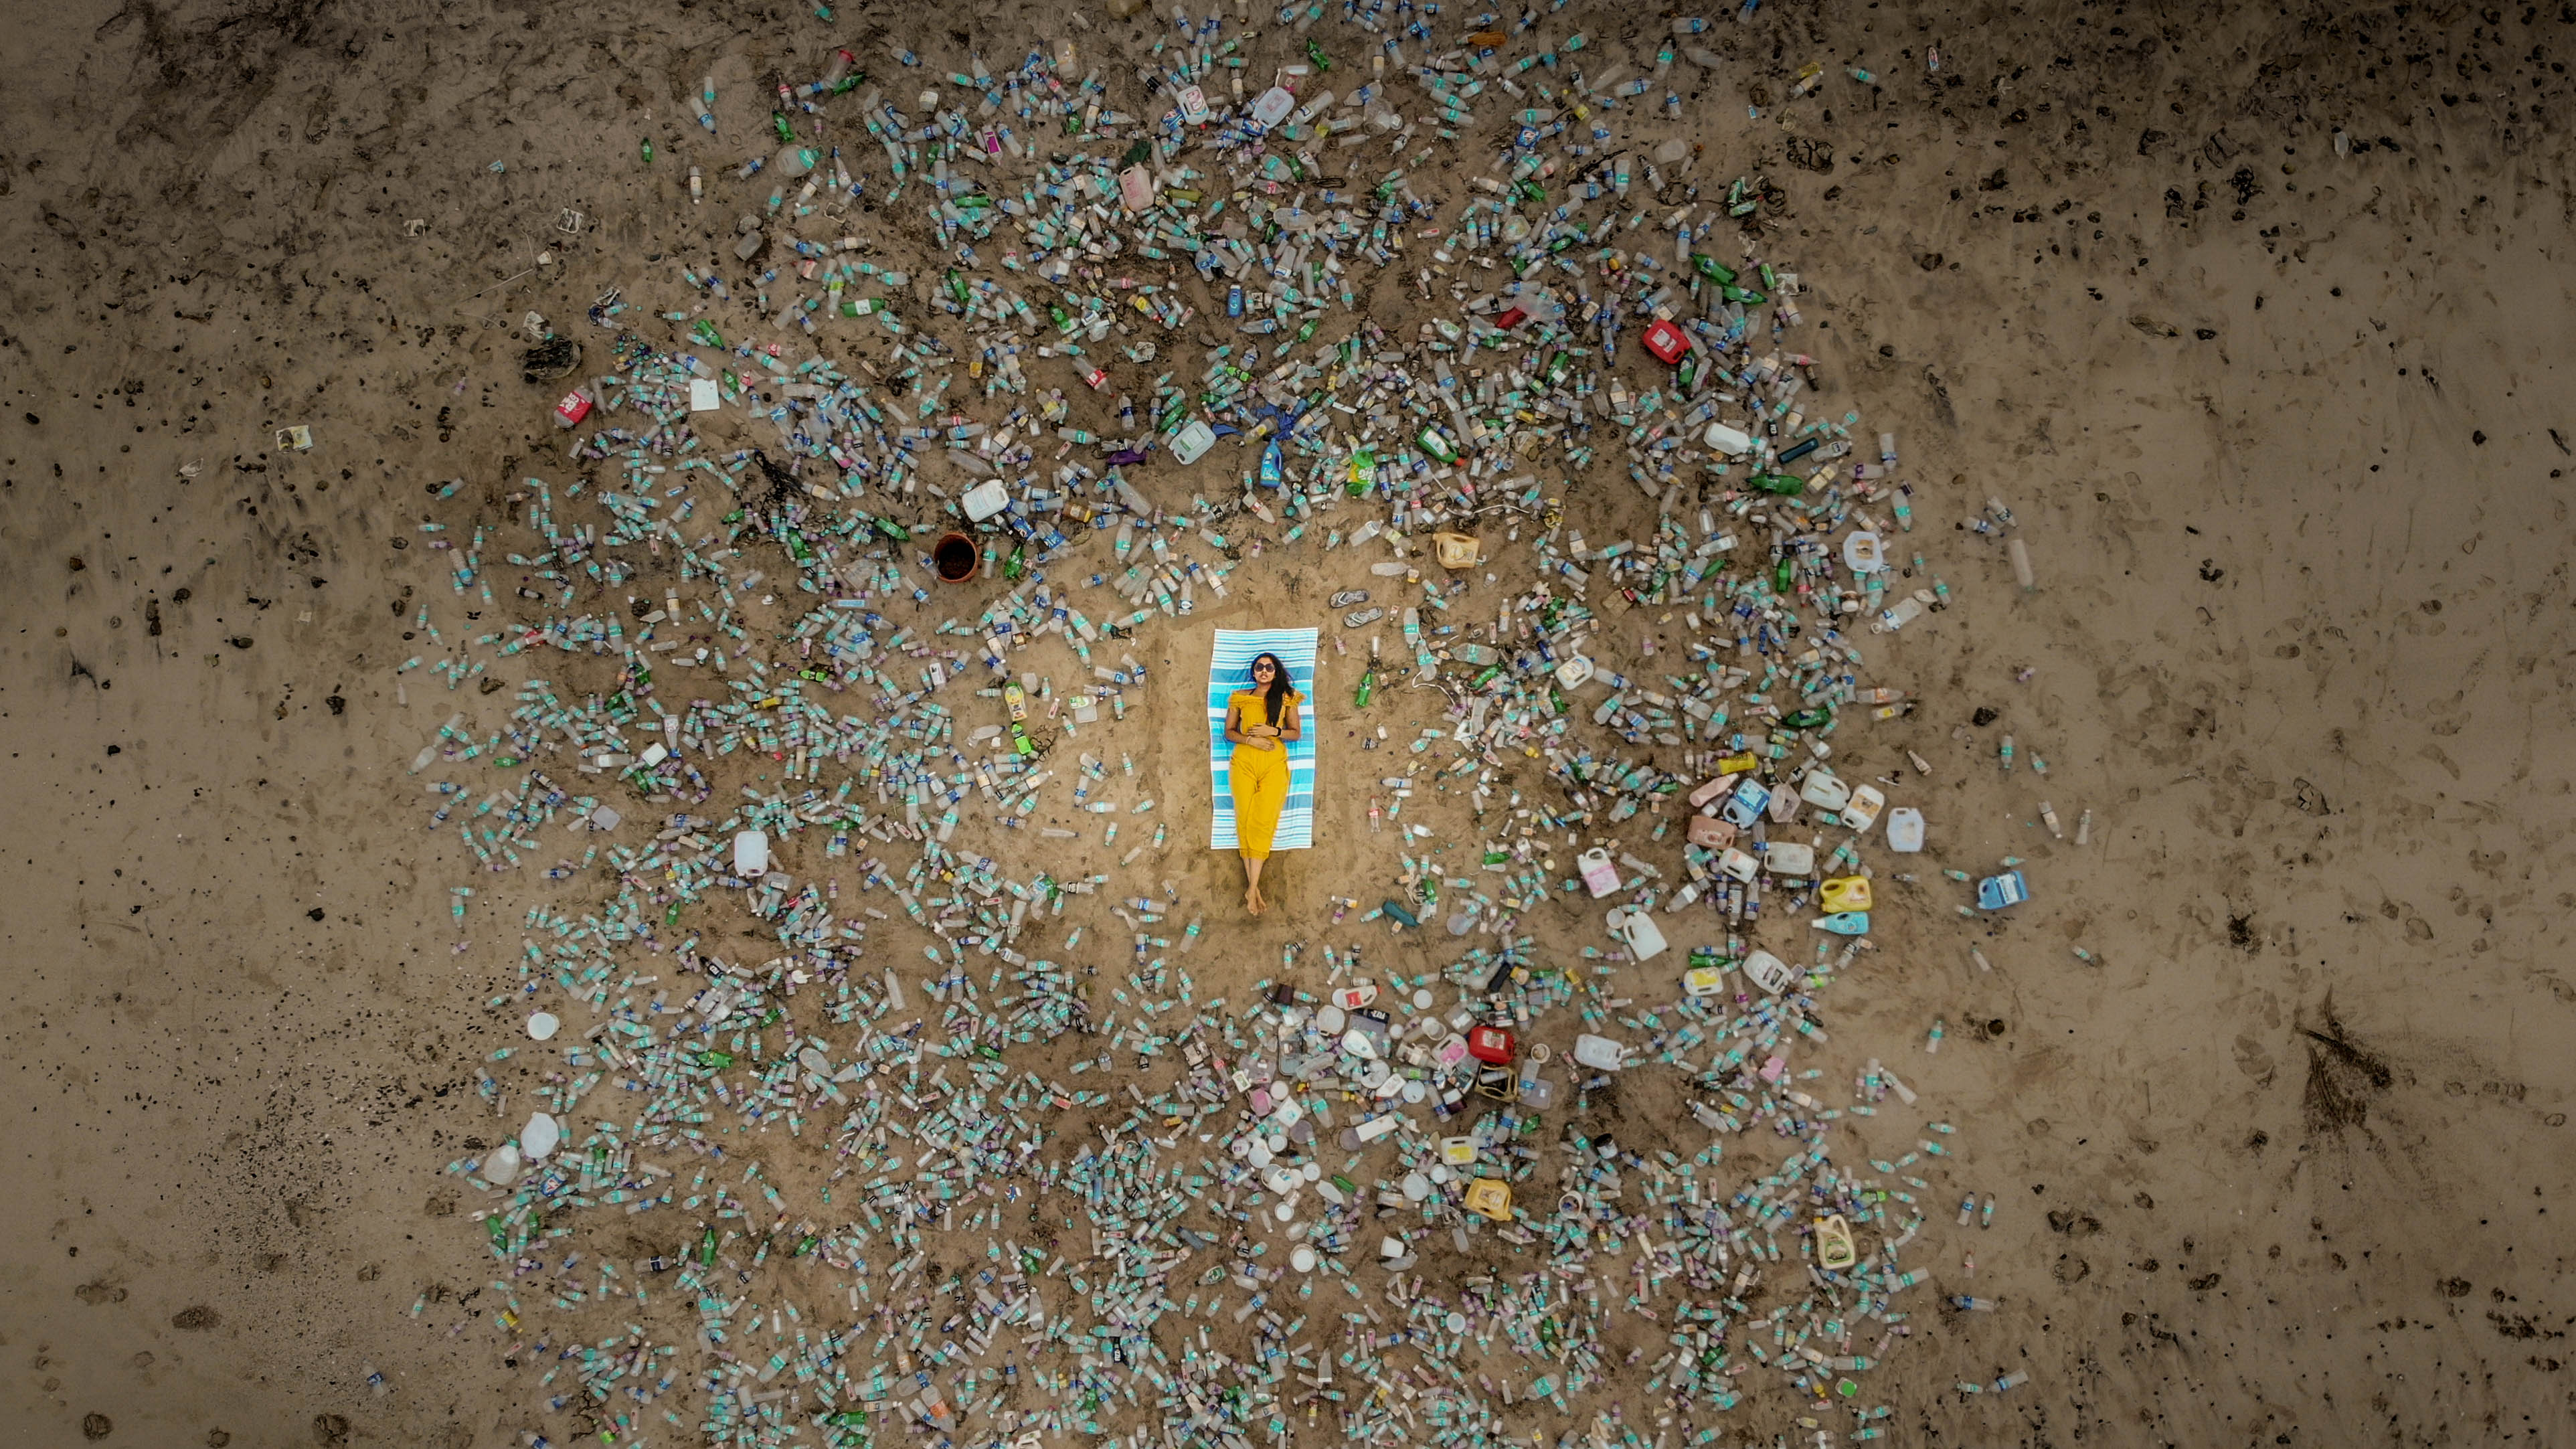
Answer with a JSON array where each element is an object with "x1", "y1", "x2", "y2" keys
[{"x1": 5, "y1": 1, "x2": 2574, "y2": 1446}]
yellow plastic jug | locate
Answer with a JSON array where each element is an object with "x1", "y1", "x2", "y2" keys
[
  {"x1": 1818, "y1": 876, "x2": 1873, "y2": 913},
  {"x1": 1814, "y1": 1213, "x2": 1859, "y2": 1270}
]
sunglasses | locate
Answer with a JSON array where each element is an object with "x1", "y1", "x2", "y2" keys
[{"x1": 1252, "y1": 662, "x2": 1277, "y2": 673}]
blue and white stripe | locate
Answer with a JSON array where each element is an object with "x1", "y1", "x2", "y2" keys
[{"x1": 1206, "y1": 627, "x2": 1319, "y2": 851}]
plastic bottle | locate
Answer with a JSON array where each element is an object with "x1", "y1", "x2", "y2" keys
[{"x1": 2006, "y1": 536, "x2": 2034, "y2": 591}]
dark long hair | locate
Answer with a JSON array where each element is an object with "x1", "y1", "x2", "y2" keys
[{"x1": 1249, "y1": 652, "x2": 1292, "y2": 726}]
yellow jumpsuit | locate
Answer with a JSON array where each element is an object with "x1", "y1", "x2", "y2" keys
[{"x1": 1228, "y1": 689, "x2": 1302, "y2": 859}]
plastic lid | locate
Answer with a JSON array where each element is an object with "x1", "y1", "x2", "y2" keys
[
  {"x1": 1290, "y1": 1246, "x2": 1318, "y2": 1272},
  {"x1": 527, "y1": 1011, "x2": 561, "y2": 1041}
]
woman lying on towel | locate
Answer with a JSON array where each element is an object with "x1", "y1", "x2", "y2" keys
[{"x1": 1224, "y1": 651, "x2": 1303, "y2": 916}]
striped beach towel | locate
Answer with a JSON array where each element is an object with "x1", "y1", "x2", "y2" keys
[{"x1": 1207, "y1": 628, "x2": 1319, "y2": 851}]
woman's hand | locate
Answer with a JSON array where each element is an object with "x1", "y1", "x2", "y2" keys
[{"x1": 1250, "y1": 736, "x2": 1279, "y2": 751}]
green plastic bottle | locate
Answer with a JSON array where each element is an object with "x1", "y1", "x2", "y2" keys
[{"x1": 1345, "y1": 448, "x2": 1377, "y2": 497}]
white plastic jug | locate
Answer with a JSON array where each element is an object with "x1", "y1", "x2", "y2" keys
[
  {"x1": 1743, "y1": 949, "x2": 1794, "y2": 995},
  {"x1": 733, "y1": 829, "x2": 770, "y2": 877},
  {"x1": 1250, "y1": 86, "x2": 1297, "y2": 126},
  {"x1": 1117, "y1": 164, "x2": 1155, "y2": 211},
  {"x1": 1841, "y1": 784, "x2": 1885, "y2": 835},
  {"x1": 961, "y1": 477, "x2": 1012, "y2": 522},
  {"x1": 1717, "y1": 846, "x2": 1760, "y2": 882},
  {"x1": 1762, "y1": 841, "x2": 1816, "y2": 876},
  {"x1": 1577, "y1": 847, "x2": 1622, "y2": 898},
  {"x1": 1885, "y1": 806, "x2": 1925, "y2": 853},
  {"x1": 1571, "y1": 1034, "x2": 1627, "y2": 1072},
  {"x1": 1171, "y1": 418, "x2": 1217, "y2": 464},
  {"x1": 1798, "y1": 770, "x2": 1851, "y2": 811},
  {"x1": 521, "y1": 1111, "x2": 562, "y2": 1160},
  {"x1": 1607, "y1": 907, "x2": 1668, "y2": 962},
  {"x1": 1704, "y1": 422, "x2": 1753, "y2": 455}
]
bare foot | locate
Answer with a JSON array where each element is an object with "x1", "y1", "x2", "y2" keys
[{"x1": 1244, "y1": 885, "x2": 1265, "y2": 916}]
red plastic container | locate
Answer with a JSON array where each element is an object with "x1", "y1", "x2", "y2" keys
[
  {"x1": 1467, "y1": 1025, "x2": 1515, "y2": 1066},
  {"x1": 1642, "y1": 319, "x2": 1688, "y2": 365}
]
